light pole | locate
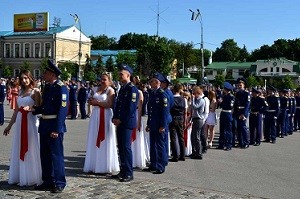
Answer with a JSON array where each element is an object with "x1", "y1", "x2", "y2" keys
[
  {"x1": 70, "y1": 14, "x2": 82, "y2": 80},
  {"x1": 189, "y1": 9, "x2": 204, "y2": 81}
]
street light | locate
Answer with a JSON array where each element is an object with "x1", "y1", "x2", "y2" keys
[
  {"x1": 70, "y1": 14, "x2": 82, "y2": 80},
  {"x1": 189, "y1": 9, "x2": 204, "y2": 82}
]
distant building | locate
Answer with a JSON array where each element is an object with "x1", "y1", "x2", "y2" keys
[{"x1": 0, "y1": 25, "x2": 91, "y2": 79}]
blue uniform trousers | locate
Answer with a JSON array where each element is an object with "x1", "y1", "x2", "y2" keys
[
  {"x1": 116, "y1": 127, "x2": 133, "y2": 177},
  {"x1": 39, "y1": 133, "x2": 66, "y2": 188},
  {"x1": 69, "y1": 100, "x2": 77, "y2": 119},
  {"x1": 231, "y1": 117, "x2": 237, "y2": 146},
  {"x1": 278, "y1": 111, "x2": 286, "y2": 137},
  {"x1": 78, "y1": 101, "x2": 86, "y2": 119},
  {"x1": 264, "y1": 113, "x2": 277, "y2": 141},
  {"x1": 294, "y1": 108, "x2": 300, "y2": 131},
  {"x1": 150, "y1": 129, "x2": 167, "y2": 172},
  {"x1": 0, "y1": 104, "x2": 4, "y2": 124},
  {"x1": 219, "y1": 112, "x2": 233, "y2": 149},
  {"x1": 237, "y1": 118, "x2": 249, "y2": 147},
  {"x1": 249, "y1": 113, "x2": 262, "y2": 144}
]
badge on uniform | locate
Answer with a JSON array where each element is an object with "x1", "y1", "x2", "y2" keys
[
  {"x1": 132, "y1": 93, "x2": 136, "y2": 102},
  {"x1": 163, "y1": 97, "x2": 168, "y2": 107},
  {"x1": 62, "y1": 94, "x2": 67, "y2": 101},
  {"x1": 62, "y1": 101, "x2": 67, "y2": 107}
]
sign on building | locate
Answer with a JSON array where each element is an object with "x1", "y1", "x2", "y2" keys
[{"x1": 14, "y1": 12, "x2": 49, "y2": 32}]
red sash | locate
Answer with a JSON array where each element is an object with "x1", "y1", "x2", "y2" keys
[
  {"x1": 131, "y1": 128, "x2": 137, "y2": 142},
  {"x1": 96, "y1": 107, "x2": 105, "y2": 147},
  {"x1": 19, "y1": 107, "x2": 29, "y2": 161}
]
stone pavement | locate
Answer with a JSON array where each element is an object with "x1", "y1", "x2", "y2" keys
[{"x1": 1, "y1": 103, "x2": 296, "y2": 199}]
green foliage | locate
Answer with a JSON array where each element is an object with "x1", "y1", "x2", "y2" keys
[
  {"x1": 2, "y1": 65, "x2": 13, "y2": 78},
  {"x1": 40, "y1": 58, "x2": 48, "y2": 73},
  {"x1": 246, "y1": 75, "x2": 258, "y2": 88},
  {"x1": 94, "y1": 55, "x2": 106, "y2": 76},
  {"x1": 20, "y1": 61, "x2": 32, "y2": 71},
  {"x1": 90, "y1": 35, "x2": 117, "y2": 50},
  {"x1": 116, "y1": 52, "x2": 137, "y2": 69},
  {"x1": 213, "y1": 39, "x2": 242, "y2": 61},
  {"x1": 106, "y1": 56, "x2": 115, "y2": 72},
  {"x1": 214, "y1": 74, "x2": 225, "y2": 87},
  {"x1": 83, "y1": 54, "x2": 96, "y2": 81},
  {"x1": 58, "y1": 62, "x2": 77, "y2": 81}
]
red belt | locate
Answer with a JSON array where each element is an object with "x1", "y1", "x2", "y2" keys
[
  {"x1": 19, "y1": 107, "x2": 29, "y2": 161},
  {"x1": 96, "y1": 107, "x2": 105, "y2": 147}
]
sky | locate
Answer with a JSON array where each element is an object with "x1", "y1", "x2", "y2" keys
[{"x1": 1, "y1": 0, "x2": 300, "y2": 52}]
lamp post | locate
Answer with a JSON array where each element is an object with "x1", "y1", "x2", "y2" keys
[
  {"x1": 70, "y1": 14, "x2": 82, "y2": 80},
  {"x1": 189, "y1": 9, "x2": 204, "y2": 81}
]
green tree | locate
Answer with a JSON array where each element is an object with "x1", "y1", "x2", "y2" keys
[
  {"x1": 116, "y1": 52, "x2": 137, "y2": 69},
  {"x1": 20, "y1": 61, "x2": 32, "y2": 71},
  {"x1": 246, "y1": 75, "x2": 258, "y2": 88},
  {"x1": 58, "y1": 62, "x2": 77, "y2": 81},
  {"x1": 106, "y1": 56, "x2": 115, "y2": 72},
  {"x1": 83, "y1": 54, "x2": 96, "y2": 81},
  {"x1": 213, "y1": 39, "x2": 241, "y2": 61},
  {"x1": 214, "y1": 74, "x2": 225, "y2": 87},
  {"x1": 94, "y1": 55, "x2": 106, "y2": 76},
  {"x1": 90, "y1": 35, "x2": 117, "y2": 50},
  {"x1": 2, "y1": 65, "x2": 13, "y2": 78}
]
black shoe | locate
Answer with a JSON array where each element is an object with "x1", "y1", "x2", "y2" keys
[
  {"x1": 191, "y1": 155, "x2": 202, "y2": 160},
  {"x1": 263, "y1": 140, "x2": 270, "y2": 142},
  {"x1": 178, "y1": 157, "x2": 185, "y2": 161},
  {"x1": 142, "y1": 167, "x2": 155, "y2": 172},
  {"x1": 241, "y1": 145, "x2": 249, "y2": 149},
  {"x1": 202, "y1": 149, "x2": 207, "y2": 154},
  {"x1": 254, "y1": 143, "x2": 260, "y2": 146},
  {"x1": 111, "y1": 172, "x2": 123, "y2": 179},
  {"x1": 216, "y1": 146, "x2": 224, "y2": 150},
  {"x1": 271, "y1": 140, "x2": 276, "y2": 144},
  {"x1": 169, "y1": 158, "x2": 178, "y2": 162},
  {"x1": 50, "y1": 187, "x2": 64, "y2": 193},
  {"x1": 119, "y1": 175, "x2": 133, "y2": 182},
  {"x1": 279, "y1": 135, "x2": 284, "y2": 138},
  {"x1": 34, "y1": 183, "x2": 55, "y2": 191},
  {"x1": 224, "y1": 147, "x2": 231, "y2": 151},
  {"x1": 153, "y1": 170, "x2": 164, "y2": 174}
]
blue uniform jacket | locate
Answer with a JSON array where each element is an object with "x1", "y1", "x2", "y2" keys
[
  {"x1": 0, "y1": 84, "x2": 5, "y2": 103},
  {"x1": 34, "y1": 80, "x2": 69, "y2": 134},
  {"x1": 164, "y1": 88, "x2": 174, "y2": 124},
  {"x1": 68, "y1": 84, "x2": 78, "y2": 101},
  {"x1": 147, "y1": 88, "x2": 169, "y2": 129},
  {"x1": 234, "y1": 90, "x2": 250, "y2": 117},
  {"x1": 250, "y1": 96, "x2": 268, "y2": 114},
  {"x1": 113, "y1": 82, "x2": 139, "y2": 129},
  {"x1": 220, "y1": 93, "x2": 235, "y2": 111},
  {"x1": 266, "y1": 95, "x2": 280, "y2": 117},
  {"x1": 77, "y1": 86, "x2": 87, "y2": 103}
]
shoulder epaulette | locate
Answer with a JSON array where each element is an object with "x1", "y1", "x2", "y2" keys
[
  {"x1": 159, "y1": 88, "x2": 165, "y2": 93},
  {"x1": 57, "y1": 80, "x2": 64, "y2": 86}
]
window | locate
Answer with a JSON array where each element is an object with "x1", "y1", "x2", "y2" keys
[
  {"x1": 34, "y1": 69, "x2": 40, "y2": 79},
  {"x1": 24, "y1": 43, "x2": 30, "y2": 58},
  {"x1": 45, "y1": 43, "x2": 51, "y2": 58},
  {"x1": 14, "y1": 43, "x2": 21, "y2": 58},
  {"x1": 34, "y1": 43, "x2": 41, "y2": 58},
  {"x1": 276, "y1": 67, "x2": 279, "y2": 73},
  {"x1": 14, "y1": 69, "x2": 20, "y2": 77},
  {"x1": 206, "y1": 70, "x2": 213, "y2": 75},
  {"x1": 4, "y1": 44, "x2": 11, "y2": 58},
  {"x1": 238, "y1": 69, "x2": 244, "y2": 76}
]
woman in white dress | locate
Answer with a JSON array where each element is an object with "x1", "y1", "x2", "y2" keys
[
  {"x1": 182, "y1": 91, "x2": 192, "y2": 156},
  {"x1": 83, "y1": 73, "x2": 120, "y2": 174},
  {"x1": 131, "y1": 77, "x2": 147, "y2": 168},
  {"x1": 203, "y1": 90, "x2": 218, "y2": 148},
  {"x1": 3, "y1": 70, "x2": 42, "y2": 186}
]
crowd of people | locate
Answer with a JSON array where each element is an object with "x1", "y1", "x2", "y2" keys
[{"x1": 2, "y1": 60, "x2": 300, "y2": 193}]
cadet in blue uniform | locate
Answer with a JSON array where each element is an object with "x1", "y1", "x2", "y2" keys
[
  {"x1": 264, "y1": 86, "x2": 280, "y2": 143},
  {"x1": 77, "y1": 81, "x2": 87, "y2": 119},
  {"x1": 160, "y1": 74, "x2": 173, "y2": 164},
  {"x1": 277, "y1": 89, "x2": 288, "y2": 138},
  {"x1": 294, "y1": 88, "x2": 300, "y2": 131},
  {"x1": 218, "y1": 82, "x2": 235, "y2": 150},
  {"x1": 288, "y1": 90, "x2": 296, "y2": 134},
  {"x1": 145, "y1": 72, "x2": 169, "y2": 174},
  {"x1": 249, "y1": 88, "x2": 268, "y2": 146},
  {"x1": 233, "y1": 78, "x2": 250, "y2": 148},
  {"x1": 0, "y1": 79, "x2": 5, "y2": 125},
  {"x1": 112, "y1": 64, "x2": 139, "y2": 182},
  {"x1": 33, "y1": 60, "x2": 69, "y2": 193},
  {"x1": 68, "y1": 78, "x2": 78, "y2": 120}
]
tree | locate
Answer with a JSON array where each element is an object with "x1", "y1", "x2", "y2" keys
[
  {"x1": 2, "y1": 65, "x2": 13, "y2": 78},
  {"x1": 94, "y1": 55, "x2": 106, "y2": 76},
  {"x1": 20, "y1": 61, "x2": 32, "y2": 71},
  {"x1": 83, "y1": 54, "x2": 96, "y2": 81},
  {"x1": 213, "y1": 39, "x2": 241, "y2": 61},
  {"x1": 246, "y1": 75, "x2": 258, "y2": 88},
  {"x1": 116, "y1": 52, "x2": 137, "y2": 70},
  {"x1": 106, "y1": 56, "x2": 115, "y2": 72},
  {"x1": 58, "y1": 62, "x2": 77, "y2": 81},
  {"x1": 214, "y1": 74, "x2": 225, "y2": 87},
  {"x1": 90, "y1": 35, "x2": 117, "y2": 50}
]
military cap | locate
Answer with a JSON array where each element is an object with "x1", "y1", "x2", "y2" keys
[
  {"x1": 46, "y1": 60, "x2": 62, "y2": 76},
  {"x1": 223, "y1": 81, "x2": 234, "y2": 91},
  {"x1": 237, "y1": 77, "x2": 247, "y2": 85},
  {"x1": 119, "y1": 63, "x2": 133, "y2": 75},
  {"x1": 161, "y1": 74, "x2": 171, "y2": 85},
  {"x1": 152, "y1": 72, "x2": 165, "y2": 82},
  {"x1": 252, "y1": 87, "x2": 261, "y2": 94}
]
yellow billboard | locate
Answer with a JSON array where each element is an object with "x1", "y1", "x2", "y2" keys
[{"x1": 14, "y1": 12, "x2": 49, "y2": 32}]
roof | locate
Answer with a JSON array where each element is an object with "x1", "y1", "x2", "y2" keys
[
  {"x1": 0, "y1": 26, "x2": 72, "y2": 37},
  {"x1": 91, "y1": 49, "x2": 137, "y2": 56},
  {"x1": 206, "y1": 61, "x2": 254, "y2": 70}
]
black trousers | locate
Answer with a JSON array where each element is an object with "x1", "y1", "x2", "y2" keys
[{"x1": 169, "y1": 119, "x2": 185, "y2": 159}]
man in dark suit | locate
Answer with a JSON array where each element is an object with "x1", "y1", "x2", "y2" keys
[
  {"x1": 112, "y1": 64, "x2": 139, "y2": 182},
  {"x1": 33, "y1": 60, "x2": 69, "y2": 193},
  {"x1": 77, "y1": 81, "x2": 87, "y2": 119}
]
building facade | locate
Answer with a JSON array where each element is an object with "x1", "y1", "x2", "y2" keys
[{"x1": 0, "y1": 25, "x2": 91, "y2": 79}]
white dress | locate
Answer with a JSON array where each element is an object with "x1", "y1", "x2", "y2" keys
[
  {"x1": 8, "y1": 93, "x2": 42, "y2": 186},
  {"x1": 83, "y1": 87, "x2": 120, "y2": 173},
  {"x1": 205, "y1": 100, "x2": 217, "y2": 126},
  {"x1": 131, "y1": 110, "x2": 147, "y2": 168},
  {"x1": 185, "y1": 112, "x2": 192, "y2": 156}
]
